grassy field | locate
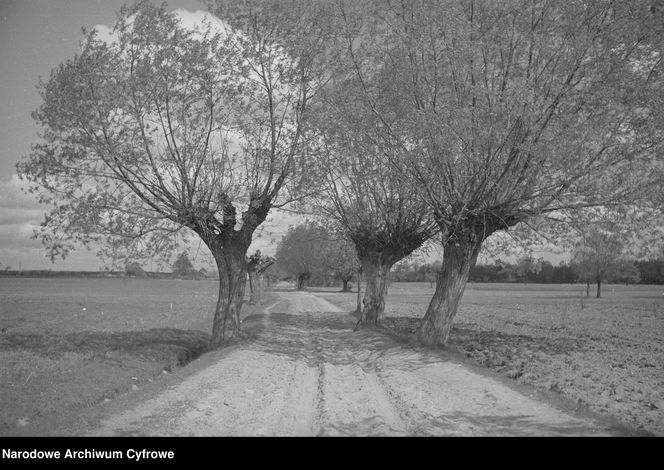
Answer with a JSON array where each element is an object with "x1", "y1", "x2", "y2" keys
[
  {"x1": 0, "y1": 277, "x2": 268, "y2": 435},
  {"x1": 314, "y1": 282, "x2": 664, "y2": 435}
]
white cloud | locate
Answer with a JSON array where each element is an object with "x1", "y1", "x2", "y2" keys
[
  {"x1": 92, "y1": 23, "x2": 115, "y2": 44},
  {"x1": 0, "y1": 174, "x2": 44, "y2": 229},
  {"x1": 0, "y1": 174, "x2": 47, "y2": 267},
  {"x1": 91, "y1": 8, "x2": 230, "y2": 46}
]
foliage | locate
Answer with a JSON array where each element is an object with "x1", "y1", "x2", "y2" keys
[
  {"x1": 570, "y1": 228, "x2": 642, "y2": 295},
  {"x1": 274, "y1": 223, "x2": 358, "y2": 289},
  {"x1": 172, "y1": 252, "x2": 197, "y2": 278},
  {"x1": 275, "y1": 223, "x2": 328, "y2": 289},
  {"x1": 125, "y1": 262, "x2": 147, "y2": 278},
  {"x1": 322, "y1": 0, "x2": 664, "y2": 344},
  {"x1": 247, "y1": 250, "x2": 275, "y2": 275},
  {"x1": 17, "y1": 1, "x2": 329, "y2": 345},
  {"x1": 320, "y1": 237, "x2": 359, "y2": 291},
  {"x1": 635, "y1": 258, "x2": 664, "y2": 284}
]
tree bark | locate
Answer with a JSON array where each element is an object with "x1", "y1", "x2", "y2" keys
[
  {"x1": 209, "y1": 244, "x2": 248, "y2": 348},
  {"x1": 356, "y1": 267, "x2": 363, "y2": 313},
  {"x1": 342, "y1": 279, "x2": 350, "y2": 292},
  {"x1": 417, "y1": 239, "x2": 482, "y2": 347},
  {"x1": 248, "y1": 271, "x2": 263, "y2": 304},
  {"x1": 596, "y1": 279, "x2": 601, "y2": 298},
  {"x1": 248, "y1": 270, "x2": 256, "y2": 303},
  {"x1": 357, "y1": 254, "x2": 391, "y2": 326}
]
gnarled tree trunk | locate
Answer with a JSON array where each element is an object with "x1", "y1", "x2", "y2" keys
[
  {"x1": 357, "y1": 253, "x2": 392, "y2": 326},
  {"x1": 418, "y1": 238, "x2": 482, "y2": 347},
  {"x1": 296, "y1": 273, "x2": 308, "y2": 290},
  {"x1": 209, "y1": 243, "x2": 249, "y2": 348}
]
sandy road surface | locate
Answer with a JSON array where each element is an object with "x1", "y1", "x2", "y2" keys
[{"x1": 91, "y1": 290, "x2": 620, "y2": 436}]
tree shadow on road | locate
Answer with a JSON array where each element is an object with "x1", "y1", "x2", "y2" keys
[{"x1": 241, "y1": 312, "x2": 457, "y2": 371}]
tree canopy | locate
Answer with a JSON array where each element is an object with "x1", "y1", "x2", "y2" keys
[
  {"x1": 18, "y1": 0, "x2": 329, "y2": 346},
  {"x1": 18, "y1": 0, "x2": 664, "y2": 349},
  {"x1": 324, "y1": 0, "x2": 664, "y2": 345}
]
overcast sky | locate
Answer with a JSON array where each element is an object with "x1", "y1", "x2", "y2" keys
[{"x1": 0, "y1": 0, "x2": 308, "y2": 271}]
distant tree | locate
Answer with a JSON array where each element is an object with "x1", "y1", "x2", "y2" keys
[
  {"x1": 275, "y1": 223, "x2": 328, "y2": 290},
  {"x1": 246, "y1": 250, "x2": 275, "y2": 303},
  {"x1": 313, "y1": 78, "x2": 437, "y2": 325},
  {"x1": 172, "y1": 252, "x2": 196, "y2": 278},
  {"x1": 125, "y1": 262, "x2": 147, "y2": 278},
  {"x1": 425, "y1": 261, "x2": 442, "y2": 287},
  {"x1": 515, "y1": 256, "x2": 543, "y2": 285},
  {"x1": 613, "y1": 260, "x2": 642, "y2": 285},
  {"x1": 536, "y1": 261, "x2": 555, "y2": 284},
  {"x1": 322, "y1": 238, "x2": 359, "y2": 292},
  {"x1": 571, "y1": 229, "x2": 631, "y2": 298}
]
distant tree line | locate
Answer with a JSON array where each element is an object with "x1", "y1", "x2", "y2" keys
[
  {"x1": 634, "y1": 260, "x2": 664, "y2": 284},
  {"x1": 0, "y1": 270, "x2": 175, "y2": 279},
  {"x1": 389, "y1": 258, "x2": 664, "y2": 285}
]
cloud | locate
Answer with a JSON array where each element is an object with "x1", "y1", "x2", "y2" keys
[
  {"x1": 92, "y1": 24, "x2": 115, "y2": 44},
  {"x1": 91, "y1": 8, "x2": 230, "y2": 46},
  {"x1": 0, "y1": 177, "x2": 103, "y2": 270},
  {"x1": 0, "y1": 174, "x2": 43, "y2": 225},
  {"x1": 171, "y1": 8, "x2": 227, "y2": 31},
  {"x1": 0, "y1": 174, "x2": 48, "y2": 267}
]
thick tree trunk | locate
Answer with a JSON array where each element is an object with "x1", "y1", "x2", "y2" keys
[
  {"x1": 357, "y1": 254, "x2": 391, "y2": 326},
  {"x1": 596, "y1": 279, "x2": 601, "y2": 298},
  {"x1": 210, "y1": 246, "x2": 248, "y2": 348},
  {"x1": 342, "y1": 279, "x2": 350, "y2": 292},
  {"x1": 248, "y1": 271, "x2": 262, "y2": 304},
  {"x1": 418, "y1": 240, "x2": 481, "y2": 347},
  {"x1": 356, "y1": 268, "x2": 363, "y2": 313},
  {"x1": 256, "y1": 275, "x2": 263, "y2": 302}
]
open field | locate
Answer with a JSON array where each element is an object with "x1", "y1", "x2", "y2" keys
[
  {"x1": 314, "y1": 282, "x2": 664, "y2": 435},
  {"x1": 0, "y1": 277, "x2": 268, "y2": 435}
]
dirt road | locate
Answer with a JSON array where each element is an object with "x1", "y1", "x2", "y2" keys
[{"x1": 90, "y1": 290, "x2": 621, "y2": 436}]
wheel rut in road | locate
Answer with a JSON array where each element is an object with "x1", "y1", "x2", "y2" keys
[{"x1": 91, "y1": 290, "x2": 618, "y2": 436}]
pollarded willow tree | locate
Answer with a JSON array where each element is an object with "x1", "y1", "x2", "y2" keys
[
  {"x1": 275, "y1": 223, "x2": 323, "y2": 289},
  {"x1": 313, "y1": 74, "x2": 438, "y2": 324},
  {"x1": 17, "y1": 1, "x2": 331, "y2": 347},
  {"x1": 338, "y1": 0, "x2": 664, "y2": 345}
]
